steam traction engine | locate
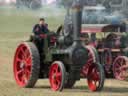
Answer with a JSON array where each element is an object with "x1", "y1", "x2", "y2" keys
[
  {"x1": 80, "y1": 0, "x2": 128, "y2": 81},
  {"x1": 82, "y1": 24, "x2": 128, "y2": 81},
  {"x1": 13, "y1": 0, "x2": 105, "y2": 91},
  {"x1": 97, "y1": 24, "x2": 128, "y2": 80}
]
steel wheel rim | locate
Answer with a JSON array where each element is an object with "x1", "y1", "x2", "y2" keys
[
  {"x1": 49, "y1": 63, "x2": 62, "y2": 91},
  {"x1": 113, "y1": 57, "x2": 128, "y2": 80},
  {"x1": 87, "y1": 65, "x2": 100, "y2": 91},
  {"x1": 14, "y1": 43, "x2": 32, "y2": 87}
]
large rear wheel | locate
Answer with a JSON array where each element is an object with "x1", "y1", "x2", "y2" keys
[
  {"x1": 49, "y1": 61, "x2": 66, "y2": 91},
  {"x1": 13, "y1": 42, "x2": 40, "y2": 88}
]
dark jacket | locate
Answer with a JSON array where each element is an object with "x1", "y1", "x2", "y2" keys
[{"x1": 33, "y1": 24, "x2": 49, "y2": 35}]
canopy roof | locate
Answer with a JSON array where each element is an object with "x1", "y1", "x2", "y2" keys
[{"x1": 81, "y1": 24, "x2": 126, "y2": 33}]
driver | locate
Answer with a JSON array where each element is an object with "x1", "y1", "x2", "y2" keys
[
  {"x1": 33, "y1": 18, "x2": 49, "y2": 36},
  {"x1": 32, "y1": 18, "x2": 49, "y2": 50}
]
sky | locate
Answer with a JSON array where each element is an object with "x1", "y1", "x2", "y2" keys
[
  {"x1": 47, "y1": 0, "x2": 56, "y2": 4},
  {"x1": 5, "y1": 0, "x2": 57, "y2": 4}
]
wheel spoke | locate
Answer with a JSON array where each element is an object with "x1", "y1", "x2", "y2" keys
[
  {"x1": 92, "y1": 72, "x2": 99, "y2": 80},
  {"x1": 21, "y1": 73, "x2": 28, "y2": 84},
  {"x1": 88, "y1": 58, "x2": 93, "y2": 63},
  {"x1": 24, "y1": 49, "x2": 30, "y2": 60},
  {"x1": 94, "y1": 80, "x2": 99, "y2": 87},
  {"x1": 25, "y1": 68, "x2": 31, "y2": 79},
  {"x1": 56, "y1": 72, "x2": 61, "y2": 82},
  {"x1": 56, "y1": 79, "x2": 61, "y2": 86},
  {"x1": 89, "y1": 72, "x2": 95, "y2": 80},
  {"x1": 26, "y1": 64, "x2": 31, "y2": 69},
  {"x1": 16, "y1": 57, "x2": 22, "y2": 62},
  {"x1": 94, "y1": 80, "x2": 97, "y2": 86},
  {"x1": 117, "y1": 60, "x2": 121, "y2": 66},
  {"x1": 53, "y1": 78, "x2": 56, "y2": 84},
  {"x1": 26, "y1": 64, "x2": 31, "y2": 71},
  {"x1": 95, "y1": 73, "x2": 100, "y2": 80},
  {"x1": 25, "y1": 60, "x2": 32, "y2": 68},
  {"x1": 55, "y1": 65, "x2": 59, "y2": 73},
  {"x1": 120, "y1": 59, "x2": 124, "y2": 66},
  {"x1": 82, "y1": 65, "x2": 89, "y2": 76},
  {"x1": 20, "y1": 47, "x2": 25, "y2": 54},
  {"x1": 56, "y1": 72, "x2": 61, "y2": 77},
  {"x1": 20, "y1": 47, "x2": 26, "y2": 59},
  {"x1": 26, "y1": 56, "x2": 31, "y2": 65},
  {"x1": 23, "y1": 49, "x2": 32, "y2": 68},
  {"x1": 52, "y1": 66, "x2": 57, "y2": 73},
  {"x1": 17, "y1": 69, "x2": 24, "y2": 76},
  {"x1": 115, "y1": 62, "x2": 121, "y2": 67}
]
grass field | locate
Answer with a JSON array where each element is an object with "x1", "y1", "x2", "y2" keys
[{"x1": 0, "y1": 6, "x2": 128, "y2": 96}]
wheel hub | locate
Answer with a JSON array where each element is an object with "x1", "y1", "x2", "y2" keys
[
  {"x1": 20, "y1": 61, "x2": 25, "y2": 69},
  {"x1": 52, "y1": 74, "x2": 57, "y2": 79}
]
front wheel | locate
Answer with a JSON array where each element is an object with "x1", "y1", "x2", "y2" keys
[{"x1": 49, "y1": 61, "x2": 66, "y2": 91}]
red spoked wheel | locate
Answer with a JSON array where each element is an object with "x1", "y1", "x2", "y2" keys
[
  {"x1": 87, "y1": 63, "x2": 104, "y2": 91},
  {"x1": 113, "y1": 56, "x2": 128, "y2": 80},
  {"x1": 82, "y1": 46, "x2": 105, "y2": 91},
  {"x1": 13, "y1": 42, "x2": 40, "y2": 88},
  {"x1": 49, "y1": 61, "x2": 66, "y2": 91}
]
